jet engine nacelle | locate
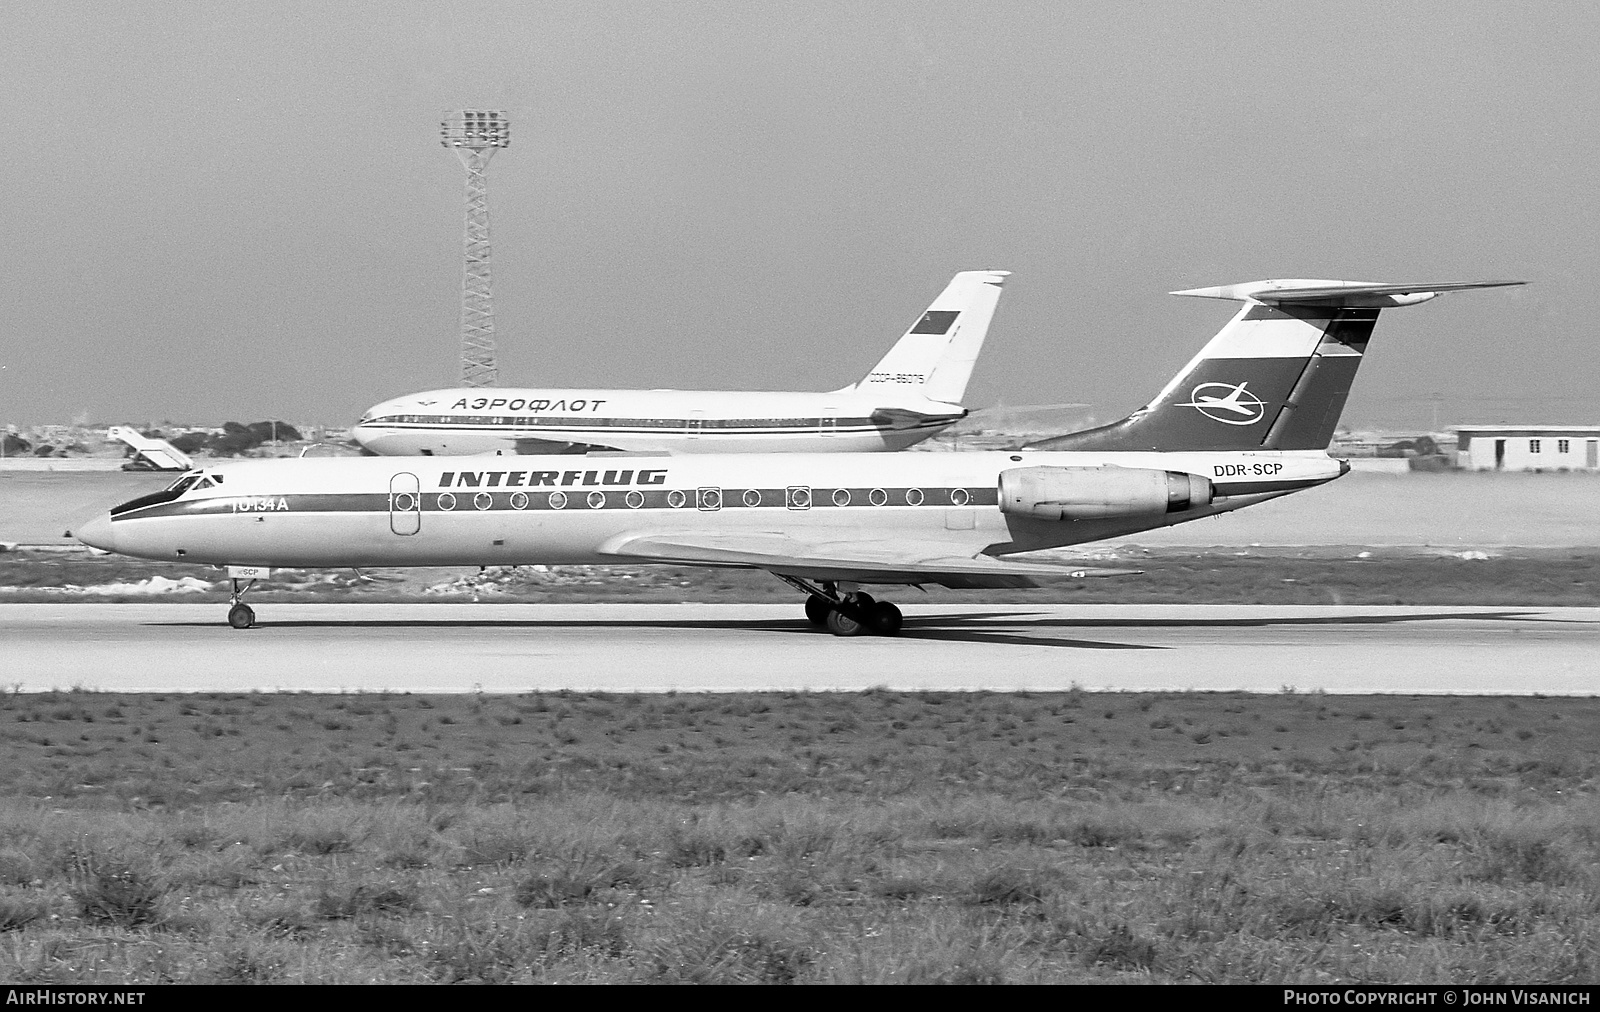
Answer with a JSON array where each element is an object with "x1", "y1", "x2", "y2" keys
[{"x1": 998, "y1": 465, "x2": 1212, "y2": 521}]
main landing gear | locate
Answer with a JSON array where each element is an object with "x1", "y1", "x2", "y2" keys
[
  {"x1": 778, "y1": 576, "x2": 903, "y2": 637},
  {"x1": 227, "y1": 577, "x2": 257, "y2": 629}
]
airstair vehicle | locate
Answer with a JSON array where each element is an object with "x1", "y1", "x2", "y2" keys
[{"x1": 107, "y1": 426, "x2": 194, "y2": 472}]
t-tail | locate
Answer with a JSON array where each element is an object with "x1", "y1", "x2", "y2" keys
[
  {"x1": 849, "y1": 270, "x2": 1010, "y2": 405},
  {"x1": 1027, "y1": 279, "x2": 1524, "y2": 453}
]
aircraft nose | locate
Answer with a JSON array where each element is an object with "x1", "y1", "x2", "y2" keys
[
  {"x1": 351, "y1": 420, "x2": 378, "y2": 450},
  {"x1": 74, "y1": 512, "x2": 116, "y2": 553}
]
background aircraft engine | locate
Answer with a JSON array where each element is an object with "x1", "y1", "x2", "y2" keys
[{"x1": 998, "y1": 466, "x2": 1212, "y2": 521}]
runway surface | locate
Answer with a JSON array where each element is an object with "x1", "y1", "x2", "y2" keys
[{"x1": 4, "y1": 603, "x2": 1596, "y2": 694}]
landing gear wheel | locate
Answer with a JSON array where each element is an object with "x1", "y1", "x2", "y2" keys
[
  {"x1": 770, "y1": 575, "x2": 897, "y2": 639},
  {"x1": 226, "y1": 575, "x2": 259, "y2": 629},
  {"x1": 825, "y1": 606, "x2": 867, "y2": 637},
  {"x1": 868, "y1": 601, "x2": 902, "y2": 636},
  {"x1": 804, "y1": 595, "x2": 831, "y2": 627}
]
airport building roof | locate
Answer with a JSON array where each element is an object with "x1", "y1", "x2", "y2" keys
[{"x1": 1452, "y1": 424, "x2": 1600, "y2": 433}]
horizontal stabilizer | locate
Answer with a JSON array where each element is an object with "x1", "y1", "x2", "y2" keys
[
  {"x1": 601, "y1": 532, "x2": 1139, "y2": 588},
  {"x1": 1171, "y1": 279, "x2": 1525, "y2": 308},
  {"x1": 1029, "y1": 274, "x2": 1524, "y2": 454}
]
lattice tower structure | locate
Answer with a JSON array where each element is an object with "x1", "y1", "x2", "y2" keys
[{"x1": 441, "y1": 110, "x2": 511, "y2": 387}]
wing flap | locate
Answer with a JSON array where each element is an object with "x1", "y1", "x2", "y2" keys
[{"x1": 598, "y1": 531, "x2": 1139, "y2": 588}]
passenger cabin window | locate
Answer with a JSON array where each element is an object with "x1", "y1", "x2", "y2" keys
[
  {"x1": 1558, "y1": 439, "x2": 1571, "y2": 454},
  {"x1": 1529, "y1": 439, "x2": 1542, "y2": 454}
]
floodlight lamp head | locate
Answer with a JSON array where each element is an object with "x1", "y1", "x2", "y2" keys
[{"x1": 441, "y1": 109, "x2": 511, "y2": 149}]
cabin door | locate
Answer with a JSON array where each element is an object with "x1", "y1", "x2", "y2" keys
[
  {"x1": 820, "y1": 409, "x2": 838, "y2": 438},
  {"x1": 686, "y1": 412, "x2": 704, "y2": 440},
  {"x1": 389, "y1": 472, "x2": 421, "y2": 535}
]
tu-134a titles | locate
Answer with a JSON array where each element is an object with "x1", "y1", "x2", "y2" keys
[
  {"x1": 352, "y1": 270, "x2": 1009, "y2": 456},
  {"x1": 78, "y1": 277, "x2": 1523, "y2": 635}
]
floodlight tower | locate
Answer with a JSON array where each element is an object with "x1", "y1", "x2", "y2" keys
[{"x1": 441, "y1": 109, "x2": 511, "y2": 387}]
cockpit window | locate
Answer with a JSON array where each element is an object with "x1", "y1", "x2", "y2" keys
[{"x1": 164, "y1": 472, "x2": 203, "y2": 495}]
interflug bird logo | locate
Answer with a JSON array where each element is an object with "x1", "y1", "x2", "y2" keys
[{"x1": 1179, "y1": 382, "x2": 1266, "y2": 425}]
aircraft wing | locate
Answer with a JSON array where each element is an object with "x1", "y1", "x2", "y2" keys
[
  {"x1": 598, "y1": 531, "x2": 1140, "y2": 588},
  {"x1": 868, "y1": 406, "x2": 966, "y2": 430},
  {"x1": 510, "y1": 436, "x2": 620, "y2": 455}
]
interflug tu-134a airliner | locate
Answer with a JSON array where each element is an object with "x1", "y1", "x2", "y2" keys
[
  {"x1": 352, "y1": 270, "x2": 1009, "y2": 456},
  {"x1": 78, "y1": 278, "x2": 1522, "y2": 635}
]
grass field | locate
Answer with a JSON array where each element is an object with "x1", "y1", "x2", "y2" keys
[{"x1": 0, "y1": 689, "x2": 1594, "y2": 983}]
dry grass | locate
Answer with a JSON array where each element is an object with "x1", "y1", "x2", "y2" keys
[
  {"x1": 0, "y1": 690, "x2": 1595, "y2": 983},
  {"x1": 1, "y1": 689, "x2": 1593, "y2": 805}
]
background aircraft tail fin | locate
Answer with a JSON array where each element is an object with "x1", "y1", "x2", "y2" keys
[
  {"x1": 1027, "y1": 280, "x2": 1523, "y2": 453},
  {"x1": 852, "y1": 270, "x2": 1009, "y2": 404}
]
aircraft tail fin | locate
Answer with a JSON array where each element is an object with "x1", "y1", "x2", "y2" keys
[
  {"x1": 1027, "y1": 280, "x2": 1523, "y2": 453},
  {"x1": 851, "y1": 270, "x2": 1009, "y2": 403}
]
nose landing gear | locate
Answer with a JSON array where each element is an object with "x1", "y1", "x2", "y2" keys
[
  {"x1": 781, "y1": 577, "x2": 903, "y2": 637},
  {"x1": 227, "y1": 577, "x2": 257, "y2": 629}
]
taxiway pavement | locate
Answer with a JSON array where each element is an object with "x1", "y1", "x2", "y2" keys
[{"x1": 3, "y1": 603, "x2": 1595, "y2": 694}]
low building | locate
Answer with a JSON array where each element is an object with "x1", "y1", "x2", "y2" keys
[{"x1": 1454, "y1": 425, "x2": 1600, "y2": 471}]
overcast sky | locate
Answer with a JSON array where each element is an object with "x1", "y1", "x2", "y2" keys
[{"x1": 1, "y1": 1, "x2": 1593, "y2": 431}]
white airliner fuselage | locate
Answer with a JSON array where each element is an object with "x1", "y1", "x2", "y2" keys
[
  {"x1": 76, "y1": 448, "x2": 1341, "y2": 571},
  {"x1": 352, "y1": 270, "x2": 1009, "y2": 456},
  {"x1": 352, "y1": 388, "x2": 965, "y2": 456}
]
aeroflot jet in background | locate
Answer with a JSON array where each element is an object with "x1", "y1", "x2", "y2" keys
[
  {"x1": 78, "y1": 278, "x2": 1521, "y2": 635},
  {"x1": 352, "y1": 270, "x2": 1009, "y2": 456}
]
